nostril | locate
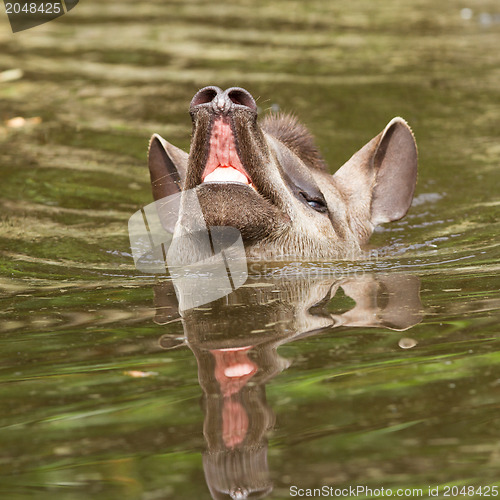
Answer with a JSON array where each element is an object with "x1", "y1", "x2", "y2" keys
[
  {"x1": 190, "y1": 86, "x2": 221, "y2": 108},
  {"x1": 227, "y1": 88, "x2": 257, "y2": 112},
  {"x1": 190, "y1": 86, "x2": 257, "y2": 114}
]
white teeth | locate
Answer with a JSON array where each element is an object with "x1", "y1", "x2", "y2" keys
[
  {"x1": 224, "y1": 363, "x2": 255, "y2": 378},
  {"x1": 204, "y1": 166, "x2": 249, "y2": 184},
  {"x1": 203, "y1": 166, "x2": 257, "y2": 191}
]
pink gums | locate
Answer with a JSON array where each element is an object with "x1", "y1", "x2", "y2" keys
[{"x1": 202, "y1": 117, "x2": 251, "y2": 184}]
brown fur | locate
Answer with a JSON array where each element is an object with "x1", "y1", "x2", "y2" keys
[
  {"x1": 195, "y1": 183, "x2": 289, "y2": 243},
  {"x1": 261, "y1": 113, "x2": 327, "y2": 171}
]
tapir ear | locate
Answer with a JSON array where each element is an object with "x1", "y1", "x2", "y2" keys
[
  {"x1": 148, "y1": 134, "x2": 188, "y2": 200},
  {"x1": 371, "y1": 118, "x2": 418, "y2": 224},
  {"x1": 333, "y1": 117, "x2": 417, "y2": 227}
]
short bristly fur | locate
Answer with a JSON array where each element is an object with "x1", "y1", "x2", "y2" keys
[
  {"x1": 261, "y1": 113, "x2": 328, "y2": 172},
  {"x1": 147, "y1": 86, "x2": 418, "y2": 260}
]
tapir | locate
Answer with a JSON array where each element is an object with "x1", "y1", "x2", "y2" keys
[{"x1": 147, "y1": 86, "x2": 417, "y2": 260}]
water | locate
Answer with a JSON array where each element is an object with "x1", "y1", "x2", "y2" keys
[{"x1": 0, "y1": 0, "x2": 499, "y2": 498}]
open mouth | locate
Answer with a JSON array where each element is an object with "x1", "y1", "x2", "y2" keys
[{"x1": 201, "y1": 117, "x2": 256, "y2": 190}]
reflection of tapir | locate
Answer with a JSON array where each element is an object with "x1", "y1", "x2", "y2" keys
[
  {"x1": 148, "y1": 86, "x2": 418, "y2": 260},
  {"x1": 155, "y1": 273, "x2": 423, "y2": 500}
]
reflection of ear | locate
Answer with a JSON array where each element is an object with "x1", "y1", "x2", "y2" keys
[
  {"x1": 337, "y1": 274, "x2": 423, "y2": 331},
  {"x1": 333, "y1": 118, "x2": 418, "y2": 233},
  {"x1": 148, "y1": 134, "x2": 188, "y2": 199},
  {"x1": 375, "y1": 274, "x2": 423, "y2": 330}
]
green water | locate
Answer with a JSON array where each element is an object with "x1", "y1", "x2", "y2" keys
[{"x1": 0, "y1": 0, "x2": 499, "y2": 498}]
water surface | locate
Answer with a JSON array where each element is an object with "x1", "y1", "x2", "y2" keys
[{"x1": 0, "y1": 0, "x2": 499, "y2": 498}]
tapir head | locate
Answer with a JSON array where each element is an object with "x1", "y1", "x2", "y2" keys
[{"x1": 148, "y1": 86, "x2": 417, "y2": 260}]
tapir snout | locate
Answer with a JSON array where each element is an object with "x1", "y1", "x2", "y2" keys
[{"x1": 147, "y1": 86, "x2": 418, "y2": 260}]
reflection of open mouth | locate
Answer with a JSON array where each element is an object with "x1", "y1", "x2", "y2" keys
[
  {"x1": 211, "y1": 346, "x2": 257, "y2": 396},
  {"x1": 211, "y1": 346, "x2": 258, "y2": 449},
  {"x1": 202, "y1": 117, "x2": 256, "y2": 191}
]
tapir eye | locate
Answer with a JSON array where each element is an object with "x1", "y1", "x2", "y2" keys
[
  {"x1": 299, "y1": 192, "x2": 328, "y2": 213},
  {"x1": 307, "y1": 199, "x2": 327, "y2": 212}
]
